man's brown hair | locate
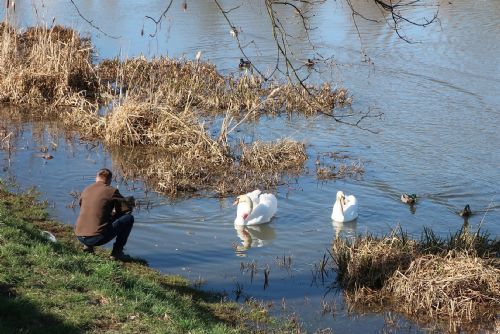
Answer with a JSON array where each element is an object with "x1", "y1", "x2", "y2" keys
[{"x1": 97, "y1": 168, "x2": 112, "y2": 184}]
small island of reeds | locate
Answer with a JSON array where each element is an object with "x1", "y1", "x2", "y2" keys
[{"x1": 331, "y1": 224, "x2": 500, "y2": 333}]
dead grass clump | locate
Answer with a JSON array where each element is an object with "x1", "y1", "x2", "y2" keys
[
  {"x1": 383, "y1": 253, "x2": 500, "y2": 324},
  {"x1": 332, "y1": 231, "x2": 417, "y2": 290},
  {"x1": 264, "y1": 83, "x2": 350, "y2": 115},
  {"x1": 333, "y1": 225, "x2": 500, "y2": 331},
  {"x1": 317, "y1": 161, "x2": 365, "y2": 180},
  {"x1": 63, "y1": 107, "x2": 105, "y2": 140},
  {"x1": 103, "y1": 99, "x2": 229, "y2": 155},
  {"x1": 96, "y1": 56, "x2": 349, "y2": 116},
  {"x1": 315, "y1": 152, "x2": 364, "y2": 180},
  {"x1": 62, "y1": 94, "x2": 301, "y2": 196},
  {"x1": 240, "y1": 139, "x2": 307, "y2": 173},
  {"x1": 0, "y1": 24, "x2": 98, "y2": 106},
  {"x1": 97, "y1": 57, "x2": 231, "y2": 111},
  {"x1": 110, "y1": 146, "x2": 281, "y2": 197}
]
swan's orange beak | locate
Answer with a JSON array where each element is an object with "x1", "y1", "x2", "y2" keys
[{"x1": 233, "y1": 198, "x2": 239, "y2": 206}]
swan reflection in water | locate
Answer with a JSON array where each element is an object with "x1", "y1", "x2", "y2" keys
[
  {"x1": 332, "y1": 219, "x2": 357, "y2": 239},
  {"x1": 234, "y1": 224, "x2": 276, "y2": 256}
]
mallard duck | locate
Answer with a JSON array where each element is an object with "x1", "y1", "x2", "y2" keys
[
  {"x1": 331, "y1": 191, "x2": 358, "y2": 223},
  {"x1": 234, "y1": 189, "x2": 277, "y2": 225},
  {"x1": 401, "y1": 193, "x2": 417, "y2": 205},
  {"x1": 239, "y1": 58, "x2": 251, "y2": 68},
  {"x1": 305, "y1": 58, "x2": 315, "y2": 67},
  {"x1": 459, "y1": 204, "x2": 472, "y2": 217}
]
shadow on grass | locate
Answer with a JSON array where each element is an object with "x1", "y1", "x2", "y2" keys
[{"x1": 0, "y1": 283, "x2": 83, "y2": 334}]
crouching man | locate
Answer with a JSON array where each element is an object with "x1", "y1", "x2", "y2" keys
[{"x1": 75, "y1": 168, "x2": 135, "y2": 260}]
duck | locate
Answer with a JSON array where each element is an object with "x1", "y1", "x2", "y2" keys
[
  {"x1": 459, "y1": 204, "x2": 472, "y2": 217},
  {"x1": 401, "y1": 193, "x2": 417, "y2": 205},
  {"x1": 331, "y1": 191, "x2": 358, "y2": 223},
  {"x1": 239, "y1": 58, "x2": 251, "y2": 69},
  {"x1": 234, "y1": 189, "x2": 277, "y2": 225},
  {"x1": 305, "y1": 58, "x2": 315, "y2": 67}
]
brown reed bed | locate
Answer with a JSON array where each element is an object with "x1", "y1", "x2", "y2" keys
[
  {"x1": 1, "y1": 23, "x2": 352, "y2": 197},
  {"x1": 332, "y1": 225, "x2": 500, "y2": 332},
  {"x1": 333, "y1": 230, "x2": 417, "y2": 290},
  {"x1": 384, "y1": 253, "x2": 500, "y2": 325},
  {"x1": 108, "y1": 145, "x2": 284, "y2": 197},
  {"x1": 96, "y1": 57, "x2": 349, "y2": 116},
  {"x1": 62, "y1": 93, "x2": 309, "y2": 196},
  {"x1": 240, "y1": 139, "x2": 307, "y2": 173},
  {"x1": 0, "y1": 23, "x2": 99, "y2": 107}
]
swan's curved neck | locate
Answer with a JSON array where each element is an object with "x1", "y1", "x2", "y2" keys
[{"x1": 238, "y1": 195, "x2": 253, "y2": 220}]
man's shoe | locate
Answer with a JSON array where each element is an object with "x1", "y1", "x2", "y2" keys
[
  {"x1": 82, "y1": 245, "x2": 94, "y2": 254},
  {"x1": 110, "y1": 250, "x2": 131, "y2": 261}
]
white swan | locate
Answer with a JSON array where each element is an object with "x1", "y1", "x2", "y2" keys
[
  {"x1": 331, "y1": 191, "x2": 358, "y2": 223},
  {"x1": 234, "y1": 190, "x2": 277, "y2": 225}
]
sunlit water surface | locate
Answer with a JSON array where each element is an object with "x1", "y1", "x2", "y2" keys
[{"x1": 1, "y1": 0, "x2": 499, "y2": 332}]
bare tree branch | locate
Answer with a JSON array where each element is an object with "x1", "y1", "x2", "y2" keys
[
  {"x1": 68, "y1": 0, "x2": 120, "y2": 39},
  {"x1": 144, "y1": 0, "x2": 174, "y2": 38}
]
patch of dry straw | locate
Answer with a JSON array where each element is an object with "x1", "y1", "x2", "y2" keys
[
  {"x1": 332, "y1": 226, "x2": 500, "y2": 331},
  {"x1": 384, "y1": 253, "x2": 500, "y2": 324},
  {"x1": 109, "y1": 146, "x2": 283, "y2": 197},
  {"x1": 333, "y1": 232, "x2": 417, "y2": 290},
  {"x1": 2, "y1": 25, "x2": 349, "y2": 197},
  {"x1": 0, "y1": 24, "x2": 98, "y2": 107},
  {"x1": 97, "y1": 57, "x2": 349, "y2": 115},
  {"x1": 240, "y1": 139, "x2": 307, "y2": 173}
]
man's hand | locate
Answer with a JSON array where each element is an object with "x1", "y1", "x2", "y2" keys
[{"x1": 118, "y1": 196, "x2": 135, "y2": 213}]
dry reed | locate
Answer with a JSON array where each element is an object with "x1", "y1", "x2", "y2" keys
[
  {"x1": 2, "y1": 24, "x2": 353, "y2": 197},
  {"x1": 332, "y1": 225, "x2": 500, "y2": 331},
  {"x1": 240, "y1": 139, "x2": 307, "y2": 173},
  {"x1": 109, "y1": 145, "x2": 283, "y2": 197},
  {"x1": 332, "y1": 230, "x2": 417, "y2": 290},
  {"x1": 0, "y1": 24, "x2": 98, "y2": 107},
  {"x1": 96, "y1": 57, "x2": 349, "y2": 116},
  {"x1": 384, "y1": 253, "x2": 500, "y2": 324}
]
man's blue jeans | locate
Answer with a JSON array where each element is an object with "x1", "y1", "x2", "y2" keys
[{"x1": 77, "y1": 214, "x2": 134, "y2": 253}]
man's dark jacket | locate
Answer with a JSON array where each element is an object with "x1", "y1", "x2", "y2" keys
[{"x1": 75, "y1": 181, "x2": 125, "y2": 237}]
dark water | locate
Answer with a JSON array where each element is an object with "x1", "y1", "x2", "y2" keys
[{"x1": 1, "y1": 1, "x2": 499, "y2": 332}]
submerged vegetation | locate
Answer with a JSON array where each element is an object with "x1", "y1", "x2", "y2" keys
[
  {"x1": 0, "y1": 185, "x2": 299, "y2": 333},
  {"x1": 315, "y1": 152, "x2": 364, "y2": 180},
  {"x1": 0, "y1": 23, "x2": 353, "y2": 197},
  {"x1": 331, "y1": 226, "x2": 500, "y2": 332}
]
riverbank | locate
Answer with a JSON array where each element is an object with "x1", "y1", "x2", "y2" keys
[{"x1": 0, "y1": 184, "x2": 296, "y2": 333}]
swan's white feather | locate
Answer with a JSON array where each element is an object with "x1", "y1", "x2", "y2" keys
[{"x1": 331, "y1": 192, "x2": 358, "y2": 223}]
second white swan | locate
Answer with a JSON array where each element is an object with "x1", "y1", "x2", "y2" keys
[{"x1": 331, "y1": 190, "x2": 358, "y2": 223}]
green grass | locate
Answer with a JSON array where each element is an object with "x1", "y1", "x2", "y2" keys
[{"x1": 0, "y1": 184, "x2": 291, "y2": 334}]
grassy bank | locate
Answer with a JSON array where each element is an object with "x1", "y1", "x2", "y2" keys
[
  {"x1": 331, "y1": 226, "x2": 500, "y2": 332},
  {"x1": 0, "y1": 185, "x2": 295, "y2": 333}
]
